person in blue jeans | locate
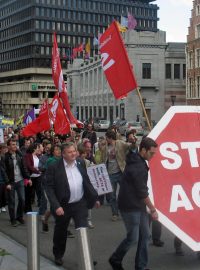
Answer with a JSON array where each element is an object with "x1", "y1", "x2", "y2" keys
[
  {"x1": 101, "y1": 130, "x2": 134, "y2": 221},
  {"x1": 4, "y1": 139, "x2": 30, "y2": 226},
  {"x1": 109, "y1": 137, "x2": 158, "y2": 270}
]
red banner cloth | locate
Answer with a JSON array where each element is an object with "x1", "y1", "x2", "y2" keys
[
  {"x1": 49, "y1": 95, "x2": 70, "y2": 135},
  {"x1": 52, "y1": 32, "x2": 79, "y2": 125},
  {"x1": 22, "y1": 100, "x2": 50, "y2": 137},
  {"x1": 99, "y1": 21, "x2": 137, "y2": 99}
]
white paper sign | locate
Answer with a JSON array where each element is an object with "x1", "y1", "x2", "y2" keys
[
  {"x1": 0, "y1": 129, "x2": 4, "y2": 143},
  {"x1": 87, "y1": 164, "x2": 113, "y2": 195}
]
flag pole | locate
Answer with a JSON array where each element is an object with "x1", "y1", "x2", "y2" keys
[{"x1": 136, "y1": 87, "x2": 152, "y2": 131}]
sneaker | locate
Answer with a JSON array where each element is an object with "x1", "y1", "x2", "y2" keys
[
  {"x1": 111, "y1": 215, "x2": 119, "y2": 222},
  {"x1": 11, "y1": 220, "x2": 18, "y2": 227},
  {"x1": 197, "y1": 251, "x2": 200, "y2": 259},
  {"x1": 1, "y1": 207, "x2": 6, "y2": 213},
  {"x1": 175, "y1": 247, "x2": 184, "y2": 256},
  {"x1": 42, "y1": 221, "x2": 49, "y2": 233},
  {"x1": 54, "y1": 257, "x2": 63, "y2": 266},
  {"x1": 109, "y1": 257, "x2": 124, "y2": 270},
  {"x1": 67, "y1": 230, "x2": 75, "y2": 238},
  {"x1": 153, "y1": 239, "x2": 164, "y2": 247},
  {"x1": 88, "y1": 220, "x2": 95, "y2": 229},
  {"x1": 16, "y1": 217, "x2": 25, "y2": 225}
]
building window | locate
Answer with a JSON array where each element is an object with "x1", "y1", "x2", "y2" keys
[
  {"x1": 47, "y1": 21, "x2": 50, "y2": 29},
  {"x1": 35, "y1": 20, "x2": 39, "y2": 29},
  {"x1": 142, "y1": 63, "x2": 151, "y2": 79},
  {"x1": 41, "y1": 47, "x2": 45, "y2": 55},
  {"x1": 93, "y1": 107, "x2": 96, "y2": 117},
  {"x1": 196, "y1": 24, "x2": 200, "y2": 38},
  {"x1": 81, "y1": 106, "x2": 84, "y2": 120},
  {"x1": 188, "y1": 77, "x2": 194, "y2": 98},
  {"x1": 31, "y1": 91, "x2": 39, "y2": 98},
  {"x1": 188, "y1": 51, "x2": 193, "y2": 69},
  {"x1": 103, "y1": 106, "x2": 107, "y2": 119},
  {"x1": 116, "y1": 106, "x2": 119, "y2": 118},
  {"x1": 165, "y1": 63, "x2": 171, "y2": 79},
  {"x1": 41, "y1": 33, "x2": 45, "y2": 42},
  {"x1": 196, "y1": 5, "x2": 200, "y2": 16},
  {"x1": 197, "y1": 49, "x2": 200, "y2": 67},
  {"x1": 197, "y1": 76, "x2": 200, "y2": 98},
  {"x1": 46, "y1": 47, "x2": 50, "y2": 55},
  {"x1": 36, "y1": 7, "x2": 40, "y2": 16},
  {"x1": 98, "y1": 106, "x2": 102, "y2": 117},
  {"x1": 85, "y1": 107, "x2": 88, "y2": 119},
  {"x1": 174, "y1": 64, "x2": 180, "y2": 79},
  {"x1": 35, "y1": 33, "x2": 39, "y2": 42},
  {"x1": 183, "y1": 64, "x2": 186, "y2": 79}
]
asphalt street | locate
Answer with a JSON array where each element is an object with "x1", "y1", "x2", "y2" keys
[{"x1": 0, "y1": 204, "x2": 200, "y2": 270}]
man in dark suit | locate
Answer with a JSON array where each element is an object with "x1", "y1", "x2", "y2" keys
[{"x1": 45, "y1": 142, "x2": 99, "y2": 266}]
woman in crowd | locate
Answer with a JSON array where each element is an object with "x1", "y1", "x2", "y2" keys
[{"x1": 24, "y1": 143, "x2": 42, "y2": 212}]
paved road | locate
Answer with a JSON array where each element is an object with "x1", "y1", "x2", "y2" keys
[{"x1": 0, "y1": 205, "x2": 200, "y2": 270}]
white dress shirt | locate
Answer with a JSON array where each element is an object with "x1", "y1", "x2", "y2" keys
[
  {"x1": 30, "y1": 154, "x2": 41, "y2": 177},
  {"x1": 64, "y1": 159, "x2": 84, "y2": 203}
]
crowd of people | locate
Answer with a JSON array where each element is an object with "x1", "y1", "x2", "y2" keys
[{"x1": 0, "y1": 123, "x2": 187, "y2": 269}]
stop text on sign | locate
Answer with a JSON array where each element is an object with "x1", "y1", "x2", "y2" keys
[{"x1": 160, "y1": 142, "x2": 200, "y2": 170}]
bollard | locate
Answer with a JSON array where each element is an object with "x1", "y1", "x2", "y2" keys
[
  {"x1": 27, "y1": 212, "x2": 40, "y2": 270},
  {"x1": 76, "y1": 227, "x2": 94, "y2": 270}
]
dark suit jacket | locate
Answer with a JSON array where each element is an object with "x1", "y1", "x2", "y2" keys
[{"x1": 45, "y1": 157, "x2": 98, "y2": 213}]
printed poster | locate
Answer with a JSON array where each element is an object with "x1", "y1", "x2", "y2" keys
[{"x1": 87, "y1": 164, "x2": 113, "y2": 195}]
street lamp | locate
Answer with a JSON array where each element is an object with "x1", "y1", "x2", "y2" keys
[{"x1": 170, "y1": 95, "x2": 176, "y2": 106}]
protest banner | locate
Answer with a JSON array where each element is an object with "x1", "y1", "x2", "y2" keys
[{"x1": 87, "y1": 164, "x2": 113, "y2": 195}]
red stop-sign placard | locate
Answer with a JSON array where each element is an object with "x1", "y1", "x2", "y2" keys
[{"x1": 148, "y1": 106, "x2": 200, "y2": 251}]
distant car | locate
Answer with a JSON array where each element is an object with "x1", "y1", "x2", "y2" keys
[
  {"x1": 112, "y1": 119, "x2": 126, "y2": 128},
  {"x1": 119, "y1": 121, "x2": 144, "y2": 136},
  {"x1": 94, "y1": 120, "x2": 110, "y2": 131}
]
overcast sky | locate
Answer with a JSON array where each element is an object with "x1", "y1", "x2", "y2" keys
[{"x1": 155, "y1": 0, "x2": 193, "y2": 42}]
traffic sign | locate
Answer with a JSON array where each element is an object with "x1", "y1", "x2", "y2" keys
[{"x1": 148, "y1": 106, "x2": 200, "y2": 251}]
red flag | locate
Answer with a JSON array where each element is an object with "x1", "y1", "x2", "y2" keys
[
  {"x1": 22, "y1": 100, "x2": 50, "y2": 137},
  {"x1": 99, "y1": 21, "x2": 137, "y2": 99},
  {"x1": 52, "y1": 32, "x2": 79, "y2": 125},
  {"x1": 22, "y1": 119, "x2": 41, "y2": 137},
  {"x1": 49, "y1": 95, "x2": 70, "y2": 135},
  {"x1": 77, "y1": 43, "x2": 84, "y2": 52},
  {"x1": 72, "y1": 48, "x2": 78, "y2": 59}
]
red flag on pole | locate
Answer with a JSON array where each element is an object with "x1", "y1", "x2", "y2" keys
[
  {"x1": 52, "y1": 32, "x2": 80, "y2": 126},
  {"x1": 49, "y1": 95, "x2": 70, "y2": 135},
  {"x1": 99, "y1": 21, "x2": 137, "y2": 99},
  {"x1": 22, "y1": 100, "x2": 50, "y2": 137}
]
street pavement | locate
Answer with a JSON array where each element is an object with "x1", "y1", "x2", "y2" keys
[
  {"x1": 0, "y1": 205, "x2": 200, "y2": 270},
  {"x1": 0, "y1": 231, "x2": 64, "y2": 270}
]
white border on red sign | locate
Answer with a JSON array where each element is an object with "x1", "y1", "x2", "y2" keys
[{"x1": 148, "y1": 106, "x2": 200, "y2": 251}]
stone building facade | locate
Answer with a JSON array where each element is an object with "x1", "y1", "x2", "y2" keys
[
  {"x1": 67, "y1": 30, "x2": 186, "y2": 125},
  {"x1": 186, "y1": 0, "x2": 200, "y2": 105}
]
